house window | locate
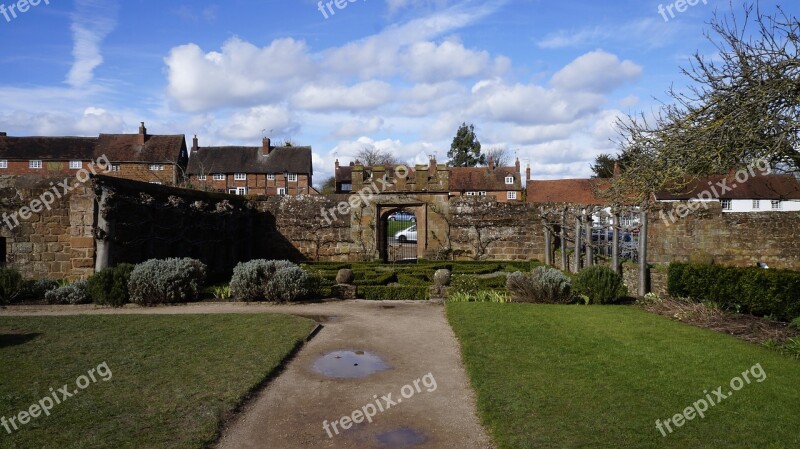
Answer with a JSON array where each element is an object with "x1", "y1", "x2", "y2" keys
[
  {"x1": 148, "y1": 164, "x2": 164, "y2": 171},
  {"x1": 466, "y1": 192, "x2": 475, "y2": 196},
  {"x1": 237, "y1": 187, "x2": 247, "y2": 195},
  {"x1": 507, "y1": 191, "x2": 518, "y2": 200},
  {"x1": 752, "y1": 200, "x2": 760, "y2": 210},
  {"x1": 721, "y1": 199, "x2": 732, "y2": 210},
  {"x1": 287, "y1": 173, "x2": 298, "y2": 182},
  {"x1": 110, "y1": 164, "x2": 121, "y2": 172},
  {"x1": 149, "y1": 182, "x2": 162, "y2": 185},
  {"x1": 213, "y1": 174, "x2": 225, "y2": 181},
  {"x1": 267, "y1": 174, "x2": 275, "y2": 181},
  {"x1": 772, "y1": 200, "x2": 782, "y2": 210},
  {"x1": 29, "y1": 160, "x2": 42, "y2": 169},
  {"x1": 197, "y1": 174, "x2": 207, "y2": 181},
  {"x1": 505, "y1": 176, "x2": 514, "y2": 185},
  {"x1": 277, "y1": 187, "x2": 287, "y2": 196},
  {"x1": 0, "y1": 160, "x2": 7, "y2": 169},
  {"x1": 478, "y1": 191, "x2": 487, "y2": 196},
  {"x1": 234, "y1": 173, "x2": 246, "y2": 181},
  {"x1": 69, "y1": 160, "x2": 82, "y2": 169},
  {"x1": 340, "y1": 183, "x2": 352, "y2": 192}
]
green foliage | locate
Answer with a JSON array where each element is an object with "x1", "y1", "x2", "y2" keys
[
  {"x1": 449, "y1": 274, "x2": 480, "y2": 295},
  {"x1": 87, "y1": 264, "x2": 135, "y2": 307},
  {"x1": 17, "y1": 278, "x2": 59, "y2": 303},
  {"x1": 45, "y1": 280, "x2": 89, "y2": 305},
  {"x1": 229, "y1": 259, "x2": 315, "y2": 302},
  {"x1": 573, "y1": 265, "x2": 628, "y2": 305},
  {"x1": 791, "y1": 317, "x2": 800, "y2": 330},
  {"x1": 447, "y1": 290, "x2": 510, "y2": 303},
  {"x1": 359, "y1": 286, "x2": 429, "y2": 301},
  {"x1": 506, "y1": 267, "x2": 573, "y2": 304},
  {"x1": 211, "y1": 285, "x2": 232, "y2": 300},
  {"x1": 447, "y1": 122, "x2": 485, "y2": 167},
  {"x1": 668, "y1": 262, "x2": 800, "y2": 321},
  {"x1": 0, "y1": 267, "x2": 24, "y2": 305},
  {"x1": 128, "y1": 258, "x2": 207, "y2": 306},
  {"x1": 353, "y1": 271, "x2": 397, "y2": 286}
]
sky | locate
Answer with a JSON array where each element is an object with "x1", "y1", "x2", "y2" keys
[{"x1": 0, "y1": 0, "x2": 794, "y2": 186}]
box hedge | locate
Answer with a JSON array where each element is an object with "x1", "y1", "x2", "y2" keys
[
  {"x1": 668, "y1": 262, "x2": 800, "y2": 321},
  {"x1": 359, "y1": 286, "x2": 429, "y2": 301}
]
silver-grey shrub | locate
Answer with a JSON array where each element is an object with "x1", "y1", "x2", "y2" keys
[
  {"x1": 128, "y1": 258, "x2": 207, "y2": 306},
  {"x1": 506, "y1": 266, "x2": 573, "y2": 304},
  {"x1": 45, "y1": 280, "x2": 89, "y2": 305},
  {"x1": 230, "y1": 259, "x2": 313, "y2": 302}
]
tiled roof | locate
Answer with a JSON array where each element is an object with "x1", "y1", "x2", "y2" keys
[
  {"x1": 0, "y1": 136, "x2": 96, "y2": 160},
  {"x1": 449, "y1": 166, "x2": 521, "y2": 191},
  {"x1": 655, "y1": 174, "x2": 800, "y2": 200},
  {"x1": 526, "y1": 178, "x2": 611, "y2": 205},
  {"x1": 186, "y1": 146, "x2": 312, "y2": 175},
  {"x1": 97, "y1": 134, "x2": 186, "y2": 163}
]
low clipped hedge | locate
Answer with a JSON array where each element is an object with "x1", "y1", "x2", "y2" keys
[
  {"x1": 668, "y1": 262, "x2": 800, "y2": 321},
  {"x1": 353, "y1": 271, "x2": 397, "y2": 286},
  {"x1": 359, "y1": 286, "x2": 429, "y2": 301},
  {"x1": 87, "y1": 263, "x2": 135, "y2": 307}
]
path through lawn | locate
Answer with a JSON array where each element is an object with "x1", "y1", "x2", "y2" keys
[{"x1": 447, "y1": 303, "x2": 800, "y2": 449}]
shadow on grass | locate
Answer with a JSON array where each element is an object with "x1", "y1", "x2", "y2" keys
[{"x1": 0, "y1": 333, "x2": 41, "y2": 348}]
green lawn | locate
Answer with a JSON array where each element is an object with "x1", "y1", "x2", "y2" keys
[
  {"x1": 447, "y1": 303, "x2": 800, "y2": 449},
  {"x1": 387, "y1": 219, "x2": 415, "y2": 237},
  {"x1": 0, "y1": 314, "x2": 315, "y2": 448}
]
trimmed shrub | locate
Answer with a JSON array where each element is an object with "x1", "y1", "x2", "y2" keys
[
  {"x1": 507, "y1": 267, "x2": 573, "y2": 304},
  {"x1": 45, "y1": 280, "x2": 89, "y2": 305},
  {"x1": 18, "y1": 279, "x2": 59, "y2": 302},
  {"x1": 86, "y1": 263, "x2": 135, "y2": 307},
  {"x1": 128, "y1": 258, "x2": 207, "y2": 306},
  {"x1": 0, "y1": 267, "x2": 24, "y2": 305},
  {"x1": 353, "y1": 271, "x2": 397, "y2": 286},
  {"x1": 668, "y1": 262, "x2": 800, "y2": 321},
  {"x1": 791, "y1": 317, "x2": 800, "y2": 330},
  {"x1": 359, "y1": 286, "x2": 429, "y2": 301},
  {"x1": 230, "y1": 259, "x2": 316, "y2": 302},
  {"x1": 449, "y1": 275, "x2": 480, "y2": 295},
  {"x1": 573, "y1": 266, "x2": 628, "y2": 305}
]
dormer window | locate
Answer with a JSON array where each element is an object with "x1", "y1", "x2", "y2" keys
[{"x1": 505, "y1": 176, "x2": 514, "y2": 185}]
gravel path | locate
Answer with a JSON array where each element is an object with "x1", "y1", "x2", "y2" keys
[{"x1": 1, "y1": 301, "x2": 495, "y2": 449}]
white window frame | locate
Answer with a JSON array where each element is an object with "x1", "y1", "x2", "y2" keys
[
  {"x1": 197, "y1": 174, "x2": 207, "y2": 181},
  {"x1": 213, "y1": 174, "x2": 225, "y2": 181},
  {"x1": 267, "y1": 174, "x2": 276, "y2": 181},
  {"x1": 478, "y1": 191, "x2": 487, "y2": 196},
  {"x1": 29, "y1": 160, "x2": 42, "y2": 169},
  {"x1": 236, "y1": 187, "x2": 247, "y2": 195},
  {"x1": 507, "y1": 191, "x2": 518, "y2": 200},
  {"x1": 771, "y1": 200, "x2": 782, "y2": 210},
  {"x1": 149, "y1": 181, "x2": 162, "y2": 185},
  {"x1": 277, "y1": 187, "x2": 287, "y2": 196},
  {"x1": 721, "y1": 199, "x2": 732, "y2": 210},
  {"x1": 234, "y1": 173, "x2": 246, "y2": 181},
  {"x1": 505, "y1": 176, "x2": 514, "y2": 185},
  {"x1": 287, "y1": 173, "x2": 298, "y2": 182},
  {"x1": 752, "y1": 200, "x2": 760, "y2": 210},
  {"x1": 69, "y1": 160, "x2": 82, "y2": 169},
  {"x1": 466, "y1": 191, "x2": 475, "y2": 196},
  {"x1": 0, "y1": 160, "x2": 7, "y2": 169},
  {"x1": 340, "y1": 183, "x2": 352, "y2": 192},
  {"x1": 110, "y1": 164, "x2": 121, "y2": 172}
]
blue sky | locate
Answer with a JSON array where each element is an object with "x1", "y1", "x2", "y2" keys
[{"x1": 0, "y1": 0, "x2": 794, "y2": 185}]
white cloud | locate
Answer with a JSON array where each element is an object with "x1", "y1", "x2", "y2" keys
[
  {"x1": 218, "y1": 106, "x2": 298, "y2": 140},
  {"x1": 66, "y1": 0, "x2": 119, "y2": 88},
  {"x1": 333, "y1": 117, "x2": 385, "y2": 139},
  {"x1": 291, "y1": 81, "x2": 394, "y2": 112},
  {"x1": 550, "y1": 50, "x2": 642, "y2": 93}
]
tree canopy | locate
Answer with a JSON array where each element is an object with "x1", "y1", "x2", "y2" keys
[{"x1": 448, "y1": 123, "x2": 485, "y2": 167}]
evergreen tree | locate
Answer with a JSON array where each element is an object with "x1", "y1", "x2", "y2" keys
[{"x1": 447, "y1": 123, "x2": 485, "y2": 167}]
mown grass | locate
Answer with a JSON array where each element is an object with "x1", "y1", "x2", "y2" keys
[
  {"x1": 0, "y1": 314, "x2": 315, "y2": 448},
  {"x1": 447, "y1": 303, "x2": 800, "y2": 449}
]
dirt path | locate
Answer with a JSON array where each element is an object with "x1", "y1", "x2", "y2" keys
[{"x1": 1, "y1": 301, "x2": 495, "y2": 449}]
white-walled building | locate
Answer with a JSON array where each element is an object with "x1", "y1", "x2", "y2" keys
[{"x1": 654, "y1": 174, "x2": 800, "y2": 212}]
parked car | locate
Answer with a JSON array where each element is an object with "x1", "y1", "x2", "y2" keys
[
  {"x1": 389, "y1": 211, "x2": 416, "y2": 222},
  {"x1": 395, "y1": 225, "x2": 417, "y2": 243}
]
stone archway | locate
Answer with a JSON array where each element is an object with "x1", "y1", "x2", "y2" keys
[{"x1": 378, "y1": 204, "x2": 426, "y2": 263}]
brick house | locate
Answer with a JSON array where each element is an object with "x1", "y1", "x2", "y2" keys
[
  {"x1": 449, "y1": 158, "x2": 526, "y2": 202},
  {"x1": 185, "y1": 137, "x2": 314, "y2": 196},
  {"x1": 0, "y1": 123, "x2": 188, "y2": 186}
]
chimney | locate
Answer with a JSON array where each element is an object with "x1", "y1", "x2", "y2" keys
[
  {"x1": 515, "y1": 157, "x2": 521, "y2": 172},
  {"x1": 262, "y1": 137, "x2": 271, "y2": 156},
  {"x1": 335, "y1": 159, "x2": 340, "y2": 170},
  {"x1": 192, "y1": 135, "x2": 199, "y2": 153},
  {"x1": 138, "y1": 122, "x2": 147, "y2": 145},
  {"x1": 0, "y1": 132, "x2": 6, "y2": 137},
  {"x1": 613, "y1": 161, "x2": 620, "y2": 178},
  {"x1": 526, "y1": 165, "x2": 531, "y2": 181}
]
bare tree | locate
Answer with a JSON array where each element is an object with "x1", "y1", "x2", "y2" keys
[
  {"x1": 485, "y1": 147, "x2": 511, "y2": 167},
  {"x1": 356, "y1": 146, "x2": 399, "y2": 166}
]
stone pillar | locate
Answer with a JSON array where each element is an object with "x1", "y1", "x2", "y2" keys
[
  {"x1": 560, "y1": 210, "x2": 567, "y2": 271},
  {"x1": 543, "y1": 219, "x2": 552, "y2": 266},
  {"x1": 94, "y1": 187, "x2": 111, "y2": 272},
  {"x1": 574, "y1": 215, "x2": 581, "y2": 273},
  {"x1": 638, "y1": 209, "x2": 648, "y2": 296},
  {"x1": 612, "y1": 212, "x2": 620, "y2": 274},
  {"x1": 585, "y1": 213, "x2": 593, "y2": 267}
]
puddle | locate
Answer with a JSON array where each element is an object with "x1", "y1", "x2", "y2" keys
[
  {"x1": 376, "y1": 428, "x2": 428, "y2": 448},
  {"x1": 311, "y1": 350, "x2": 390, "y2": 379}
]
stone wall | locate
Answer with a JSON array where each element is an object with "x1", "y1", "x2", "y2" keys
[
  {"x1": 0, "y1": 176, "x2": 95, "y2": 280},
  {"x1": 621, "y1": 264, "x2": 669, "y2": 298},
  {"x1": 449, "y1": 198, "x2": 543, "y2": 260},
  {"x1": 648, "y1": 202, "x2": 800, "y2": 270}
]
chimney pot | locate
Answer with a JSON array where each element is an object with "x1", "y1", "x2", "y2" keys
[
  {"x1": 262, "y1": 137, "x2": 271, "y2": 156},
  {"x1": 138, "y1": 122, "x2": 147, "y2": 145},
  {"x1": 192, "y1": 135, "x2": 199, "y2": 153},
  {"x1": 526, "y1": 166, "x2": 531, "y2": 181}
]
